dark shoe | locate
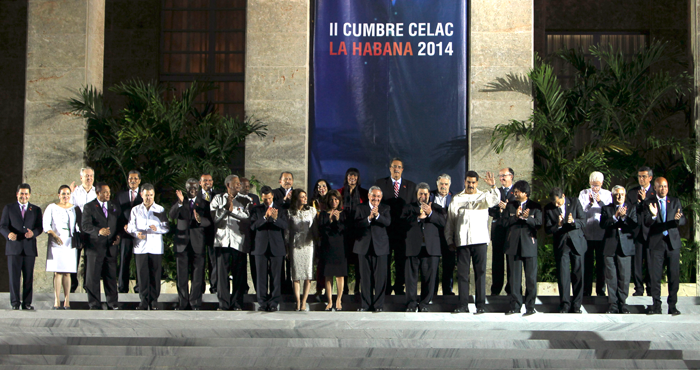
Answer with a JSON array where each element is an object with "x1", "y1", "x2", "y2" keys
[
  {"x1": 209, "y1": 287, "x2": 217, "y2": 294},
  {"x1": 558, "y1": 306, "x2": 570, "y2": 314},
  {"x1": 570, "y1": 308, "x2": 583, "y2": 314},
  {"x1": 474, "y1": 308, "x2": 485, "y2": 315},
  {"x1": 268, "y1": 306, "x2": 278, "y2": 312},
  {"x1": 419, "y1": 306, "x2": 429, "y2": 313},
  {"x1": 506, "y1": 310, "x2": 519, "y2": 315},
  {"x1": 357, "y1": 308, "x2": 367, "y2": 312},
  {"x1": 63, "y1": 306, "x2": 71, "y2": 310},
  {"x1": 443, "y1": 291, "x2": 456, "y2": 296},
  {"x1": 406, "y1": 307, "x2": 418, "y2": 312},
  {"x1": 133, "y1": 286, "x2": 140, "y2": 294},
  {"x1": 374, "y1": 308, "x2": 383, "y2": 312},
  {"x1": 647, "y1": 306, "x2": 662, "y2": 315},
  {"x1": 257, "y1": 306, "x2": 267, "y2": 311},
  {"x1": 524, "y1": 309, "x2": 537, "y2": 316},
  {"x1": 669, "y1": 307, "x2": 681, "y2": 316},
  {"x1": 606, "y1": 308, "x2": 619, "y2": 314},
  {"x1": 52, "y1": 306, "x2": 60, "y2": 310},
  {"x1": 150, "y1": 306, "x2": 159, "y2": 311},
  {"x1": 135, "y1": 305, "x2": 148, "y2": 310},
  {"x1": 232, "y1": 307, "x2": 242, "y2": 311},
  {"x1": 453, "y1": 307, "x2": 469, "y2": 313},
  {"x1": 193, "y1": 307, "x2": 200, "y2": 311},
  {"x1": 118, "y1": 289, "x2": 129, "y2": 294},
  {"x1": 620, "y1": 307, "x2": 631, "y2": 314},
  {"x1": 108, "y1": 306, "x2": 120, "y2": 310},
  {"x1": 632, "y1": 291, "x2": 644, "y2": 297},
  {"x1": 89, "y1": 306, "x2": 101, "y2": 310},
  {"x1": 22, "y1": 305, "x2": 34, "y2": 311},
  {"x1": 11, "y1": 306, "x2": 19, "y2": 310}
]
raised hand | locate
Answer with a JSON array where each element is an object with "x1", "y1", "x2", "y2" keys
[
  {"x1": 675, "y1": 209, "x2": 683, "y2": 220},
  {"x1": 175, "y1": 189, "x2": 184, "y2": 203},
  {"x1": 421, "y1": 202, "x2": 432, "y2": 215},
  {"x1": 648, "y1": 202, "x2": 658, "y2": 217},
  {"x1": 270, "y1": 208, "x2": 279, "y2": 220},
  {"x1": 69, "y1": 181, "x2": 76, "y2": 193},
  {"x1": 284, "y1": 191, "x2": 292, "y2": 201},
  {"x1": 484, "y1": 171, "x2": 496, "y2": 187},
  {"x1": 265, "y1": 207, "x2": 274, "y2": 218},
  {"x1": 517, "y1": 206, "x2": 523, "y2": 217},
  {"x1": 619, "y1": 206, "x2": 627, "y2": 218},
  {"x1": 638, "y1": 188, "x2": 646, "y2": 202}
]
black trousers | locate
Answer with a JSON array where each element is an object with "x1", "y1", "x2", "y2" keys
[
  {"x1": 176, "y1": 243, "x2": 205, "y2": 309},
  {"x1": 508, "y1": 254, "x2": 538, "y2": 311},
  {"x1": 632, "y1": 237, "x2": 650, "y2": 295},
  {"x1": 490, "y1": 237, "x2": 511, "y2": 295},
  {"x1": 7, "y1": 254, "x2": 34, "y2": 308},
  {"x1": 248, "y1": 253, "x2": 256, "y2": 293},
  {"x1": 605, "y1": 252, "x2": 631, "y2": 310},
  {"x1": 281, "y1": 256, "x2": 293, "y2": 294},
  {"x1": 359, "y1": 248, "x2": 388, "y2": 310},
  {"x1": 436, "y1": 243, "x2": 456, "y2": 295},
  {"x1": 255, "y1": 249, "x2": 283, "y2": 309},
  {"x1": 649, "y1": 238, "x2": 680, "y2": 308},
  {"x1": 555, "y1": 241, "x2": 584, "y2": 310},
  {"x1": 457, "y1": 244, "x2": 487, "y2": 309},
  {"x1": 118, "y1": 237, "x2": 138, "y2": 293},
  {"x1": 206, "y1": 243, "x2": 217, "y2": 292},
  {"x1": 135, "y1": 253, "x2": 162, "y2": 309},
  {"x1": 583, "y1": 240, "x2": 606, "y2": 296},
  {"x1": 217, "y1": 248, "x2": 247, "y2": 310},
  {"x1": 85, "y1": 248, "x2": 118, "y2": 309},
  {"x1": 71, "y1": 235, "x2": 88, "y2": 292},
  {"x1": 405, "y1": 247, "x2": 439, "y2": 309},
  {"x1": 387, "y1": 238, "x2": 406, "y2": 294}
]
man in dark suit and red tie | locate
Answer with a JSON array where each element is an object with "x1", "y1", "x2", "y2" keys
[
  {"x1": 429, "y1": 174, "x2": 454, "y2": 295},
  {"x1": 600, "y1": 185, "x2": 637, "y2": 314},
  {"x1": 374, "y1": 157, "x2": 416, "y2": 295},
  {"x1": 489, "y1": 167, "x2": 516, "y2": 296},
  {"x1": 644, "y1": 177, "x2": 685, "y2": 316},
  {"x1": 499, "y1": 180, "x2": 542, "y2": 316},
  {"x1": 241, "y1": 177, "x2": 260, "y2": 294},
  {"x1": 544, "y1": 187, "x2": 587, "y2": 314},
  {"x1": 354, "y1": 186, "x2": 392, "y2": 311},
  {"x1": 115, "y1": 170, "x2": 142, "y2": 293},
  {"x1": 81, "y1": 182, "x2": 122, "y2": 310},
  {"x1": 626, "y1": 166, "x2": 656, "y2": 296},
  {"x1": 0, "y1": 184, "x2": 42, "y2": 310}
]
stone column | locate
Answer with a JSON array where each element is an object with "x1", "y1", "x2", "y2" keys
[
  {"x1": 24, "y1": 0, "x2": 105, "y2": 292},
  {"x1": 469, "y1": 0, "x2": 534, "y2": 292},
  {"x1": 692, "y1": 0, "x2": 700, "y2": 297},
  {"x1": 244, "y1": 0, "x2": 311, "y2": 190}
]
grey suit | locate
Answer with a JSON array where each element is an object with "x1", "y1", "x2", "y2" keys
[{"x1": 600, "y1": 203, "x2": 637, "y2": 312}]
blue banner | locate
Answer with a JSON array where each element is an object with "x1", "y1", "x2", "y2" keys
[{"x1": 311, "y1": 0, "x2": 467, "y2": 192}]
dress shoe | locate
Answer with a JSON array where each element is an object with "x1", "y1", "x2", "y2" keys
[
  {"x1": 193, "y1": 307, "x2": 200, "y2": 311},
  {"x1": 505, "y1": 309, "x2": 519, "y2": 315},
  {"x1": 420, "y1": 306, "x2": 430, "y2": 313},
  {"x1": 89, "y1": 306, "x2": 102, "y2": 310},
  {"x1": 606, "y1": 308, "x2": 619, "y2": 314},
  {"x1": 268, "y1": 306, "x2": 278, "y2": 312},
  {"x1": 374, "y1": 308, "x2": 383, "y2": 312},
  {"x1": 620, "y1": 307, "x2": 630, "y2": 314},
  {"x1": 133, "y1": 286, "x2": 140, "y2": 294},
  {"x1": 209, "y1": 287, "x2": 217, "y2": 294},
  {"x1": 232, "y1": 307, "x2": 242, "y2": 311},
  {"x1": 669, "y1": 307, "x2": 682, "y2": 316},
  {"x1": 173, "y1": 307, "x2": 181, "y2": 311},
  {"x1": 257, "y1": 306, "x2": 267, "y2": 311},
  {"x1": 150, "y1": 306, "x2": 159, "y2": 311},
  {"x1": 406, "y1": 307, "x2": 418, "y2": 312},
  {"x1": 474, "y1": 308, "x2": 485, "y2": 315},
  {"x1": 524, "y1": 309, "x2": 537, "y2": 316},
  {"x1": 109, "y1": 306, "x2": 120, "y2": 310},
  {"x1": 453, "y1": 307, "x2": 469, "y2": 313},
  {"x1": 558, "y1": 306, "x2": 570, "y2": 314},
  {"x1": 570, "y1": 308, "x2": 583, "y2": 314},
  {"x1": 52, "y1": 306, "x2": 60, "y2": 310},
  {"x1": 647, "y1": 306, "x2": 662, "y2": 315},
  {"x1": 135, "y1": 305, "x2": 148, "y2": 310},
  {"x1": 443, "y1": 292, "x2": 456, "y2": 296},
  {"x1": 63, "y1": 306, "x2": 71, "y2": 310},
  {"x1": 22, "y1": 305, "x2": 34, "y2": 311},
  {"x1": 632, "y1": 291, "x2": 644, "y2": 297},
  {"x1": 11, "y1": 306, "x2": 19, "y2": 310},
  {"x1": 357, "y1": 308, "x2": 367, "y2": 312}
]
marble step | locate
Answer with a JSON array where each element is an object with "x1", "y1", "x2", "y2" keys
[{"x1": 0, "y1": 355, "x2": 698, "y2": 369}]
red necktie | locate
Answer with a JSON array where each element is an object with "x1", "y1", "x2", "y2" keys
[
  {"x1": 394, "y1": 181, "x2": 399, "y2": 198},
  {"x1": 130, "y1": 190, "x2": 135, "y2": 204}
]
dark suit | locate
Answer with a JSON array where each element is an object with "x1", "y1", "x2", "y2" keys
[
  {"x1": 245, "y1": 193, "x2": 260, "y2": 293},
  {"x1": 499, "y1": 199, "x2": 542, "y2": 311},
  {"x1": 271, "y1": 186, "x2": 293, "y2": 294},
  {"x1": 626, "y1": 185, "x2": 656, "y2": 295},
  {"x1": 544, "y1": 198, "x2": 587, "y2": 311},
  {"x1": 341, "y1": 186, "x2": 368, "y2": 294},
  {"x1": 169, "y1": 195, "x2": 211, "y2": 309},
  {"x1": 250, "y1": 204, "x2": 288, "y2": 309},
  {"x1": 402, "y1": 202, "x2": 445, "y2": 310},
  {"x1": 354, "y1": 203, "x2": 391, "y2": 310},
  {"x1": 374, "y1": 177, "x2": 416, "y2": 294},
  {"x1": 488, "y1": 186, "x2": 516, "y2": 295},
  {"x1": 600, "y1": 202, "x2": 637, "y2": 311},
  {"x1": 81, "y1": 199, "x2": 121, "y2": 309},
  {"x1": 429, "y1": 190, "x2": 454, "y2": 295},
  {"x1": 200, "y1": 189, "x2": 217, "y2": 293},
  {"x1": 643, "y1": 195, "x2": 686, "y2": 309},
  {"x1": 0, "y1": 202, "x2": 42, "y2": 308},
  {"x1": 115, "y1": 188, "x2": 142, "y2": 293}
]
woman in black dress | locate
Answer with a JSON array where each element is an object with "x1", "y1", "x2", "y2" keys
[
  {"x1": 339, "y1": 168, "x2": 368, "y2": 294},
  {"x1": 318, "y1": 190, "x2": 346, "y2": 311}
]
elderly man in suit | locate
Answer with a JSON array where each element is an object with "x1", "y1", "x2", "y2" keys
[
  {"x1": 199, "y1": 173, "x2": 218, "y2": 294},
  {"x1": 374, "y1": 157, "x2": 416, "y2": 295},
  {"x1": 626, "y1": 166, "x2": 655, "y2": 296},
  {"x1": 69, "y1": 167, "x2": 96, "y2": 293},
  {"x1": 170, "y1": 178, "x2": 210, "y2": 310},
  {"x1": 0, "y1": 184, "x2": 42, "y2": 310},
  {"x1": 403, "y1": 182, "x2": 446, "y2": 312},
  {"x1": 429, "y1": 174, "x2": 454, "y2": 295},
  {"x1": 578, "y1": 171, "x2": 613, "y2": 297},
  {"x1": 354, "y1": 186, "x2": 392, "y2": 312},
  {"x1": 116, "y1": 169, "x2": 142, "y2": 294},
  {"x1": 445, "y1": 171, "x2": 500, "y2": 314},
  {"x1": 489, "y1": 167, "x2": 516, "y2": 296},
  {"x1": 600, "y1": 185, "x2": 637, "y2": 314},
  {"x1": 250, "y1": 186, "x2": 288, "y2": 311},
  {"x1": 500, "y1": 180, "x2": 542, "y2": 316},
  {"x1": 544, "y1": 187, "x2": 587, "y2": 314},
  {"x1": 82, "y1": 182, "x2": 122, "y2": 310},
  {"x1": 644, "y1": 177, "x2": 686, "y2": 316}
]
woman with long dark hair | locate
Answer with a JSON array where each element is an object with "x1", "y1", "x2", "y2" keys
[
  {"x1": 338, "y1": 168, "x2": 368, "y2": 294},
  {"x1": 317, "y1": 190, "x2": 347, "y2": 310},
  {"x1": 286, "y1": 189, "x2": 316, "y2": 311},
  {"x1": 311, "y1": 179, "x2": 330, "y2": 296}
]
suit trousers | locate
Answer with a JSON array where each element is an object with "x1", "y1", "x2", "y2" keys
[
  {"x1": 387, "y1": 238, "x2": 406, "y2": 294},
  {"x1": 604, "y1": 253, "x2": 631, "y2": 311},
  {"x1": 71, "y1": 234, "x2": 89, "y2": 292},
  {"x1": 632, "y1": 238, "x2": 650, "y2": 295},
  {"x1": 508, "y1": 254, "x2": 538, "y2": 311},
  {"x1": 206, "y1": 243, "x2": 218, "y2": 293},
  {"x1": 217, "y1": 248, "x2": 247, "y2": 310},
  {"x1": 437, "y1": 244, "x2": 456, "y2": 295},
  {"x1": 7, "y1": 254, "x2": 35, "y2": 308},
  {"x1": 405, "y1": 247, "x2": 438, "y2": 309},
  {"x1": 457, "y1": 244, "x2": 487, "y2": 309},
  {"x1": 490, "y1": 238, "x2": 512, "y2": 295},
  {"x1": 649, "y1": 238, "x2": 680, "y2": 308},
  {"x1": 281, "y1": 257, "x2": 293, "y2": 294},
  {"x1": 176, "y1": 243, "x2": 205, "y2": 309},
  {"x1": 135, "y1": 253, "x2": 162, "y2": 309},
  {"x1": 359, "y1": 248, "x2": 388, "y2": 310},
  {"x1": 255, "y1": 249, "x2": 283, "y2": 309},
  {"x1": 118, "y1": 237, "x2": 138, "y2": 293},
  {"x1": 583, "y1": 240, "x2": 606, "y2": 296},
  {"x1": 85, "y1": 248, "x2": 118, "y2": 309},
  {"x1": 555, "y1": 241, "x2": 584, "y2": 310}
]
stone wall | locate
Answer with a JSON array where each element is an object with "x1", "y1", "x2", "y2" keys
[{"x1": 691, "y1": 0, "x2": 700, "y2": 296}]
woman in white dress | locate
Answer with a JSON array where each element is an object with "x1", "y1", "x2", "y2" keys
[
  {"x1": 286, "y1": 189, "x2": 316, "y2": 311},
  {"x1": 43, "y1": 185, "x2": 80, "y2": 309}
]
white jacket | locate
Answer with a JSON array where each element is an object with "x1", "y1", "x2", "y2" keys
[
  {"x1": 211, "y1": 193, "x2": 252, "y2": 252},
  {"x1": 445, "y1": 188, "x2": 500, "y2": 247}
]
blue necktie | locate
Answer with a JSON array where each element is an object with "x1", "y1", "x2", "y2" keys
[{"x1": 659, "y1": 200, "x2": 668, "y2": 236}]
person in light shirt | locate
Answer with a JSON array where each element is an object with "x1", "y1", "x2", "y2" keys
[
  {"x1": 127, "y1": 183, "x2": 169, "y2": 310},
  {"x1": 69, "y1": 166, "x2": 96, "y2": 293}
]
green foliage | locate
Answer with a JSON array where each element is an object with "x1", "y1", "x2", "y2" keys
[
  {"x1": 680, "y1": 239, "x2": 698, "y2": 284},
  {"x1": 537, "y1": 242, "x2": 558, "y2": 283}
]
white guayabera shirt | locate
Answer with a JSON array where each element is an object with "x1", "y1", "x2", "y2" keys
[{"x1": 128, "y1": 203, "x2": 170, "y2": 254}]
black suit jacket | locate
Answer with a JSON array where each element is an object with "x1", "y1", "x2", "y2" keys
[
  {"x1": 428, "y1": 190, "x2": 452, "y2": 251},
  {"x1": 488, "y1": 186, "x2": 516, "y2": 245},
  {"x1": 402, "y1": 202, "x2": 445, "y2": 256},
  {"x1": 643, "y1": 195, "x2": 686, "y2": 251},
  {"x1": 544, "y1": 197, "x2": 587, "y2": 255},
  {"x1": 600, "y1": 202, "x2": 637, "y2": 256},
  {"x1": 81, "y1": 199, "x2": 121, "y2": 256},
  {"x1": 249, "y1": 204, "x2": 288, "y2": 256},
  {"x1": 116, "y1": 188, "x2": 143, "y2": 239},
  {"x1": 0, "y1": 202, "x2": 43, "y2": 256},
  {"x1": 272, "y1": 187, "x2": 292, "y2": 209},
  {"x1": 169, "y1": 197, "x2": 212, "y2": 254},
  {"x1": 247, "y1": 193, "x2": 261, "y2": 207},
  {"x1": 353, "y1": 203, "x2": 391, "y2": 255},
  {"x1": 374, "y1": 177, "x2": 416, "y2": 240},
  {"x1": 499, "y1": 199, "x2": 542, "y2": 258},
  {"x1": 626, "y1": 185, "x2": 656, "y2": 241}
]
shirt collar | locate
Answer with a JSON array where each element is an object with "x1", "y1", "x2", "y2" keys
[
  {"x1": 98, "y1": 200, "x2": 107, "y2": 208},
  {"x1": 392, "y1": 178, "x2": 402, "y2": 186},
  {"x1": 658, "y1": 197, "x2": 666, "y2": 203},
  {"x1": 17, "y1": 201, "x2": 27, "y2": 208}
]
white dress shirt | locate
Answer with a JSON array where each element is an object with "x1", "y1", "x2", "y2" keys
[
  {"x1": 211, "y1": 192, "x2": 251, "y2": 252},
  {"x1": 71, "y1": 185, "x2": 96, "y2": 211},
  {"x1": 127, "y1": 203, "x2": 169, "y2": 254},
  {"x1": 445, "y1": 188, "x2": 500, "y2": 247},
  {"x1": 433, "y1": 193, "x2": 448, "y2": 208},
  {"x1": 577, "y1": 188, "x2": 613, "y2": 240}
]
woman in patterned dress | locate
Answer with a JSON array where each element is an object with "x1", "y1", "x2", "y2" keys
[{"x1": 286, "y1": 189, "x2": 317, "y2": 311}]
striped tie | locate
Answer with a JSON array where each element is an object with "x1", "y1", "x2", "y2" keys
[{"x1": 394, "y1": 181, "x2": 399, "y2": 198}]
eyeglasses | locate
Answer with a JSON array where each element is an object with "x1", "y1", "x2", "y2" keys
[
  {"x1": 390, "y1": 165, "x2": 403, "y2": 169},
  {"x1": 498, "y1": 174, "x2": 511, "y2": 178}
]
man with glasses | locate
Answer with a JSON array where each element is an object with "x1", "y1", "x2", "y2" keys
[
  {"x1": 625, "y1": 166, "x2": 656, "y2": 296},
  {"x1": 69, "y1": 167, "x2": 96, "y2": 293},
  {"x1": 488, "y1": 167, "x2": 516, "y2": 296}
]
